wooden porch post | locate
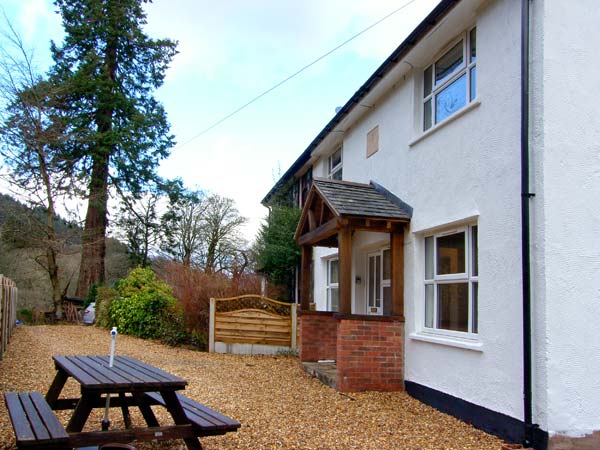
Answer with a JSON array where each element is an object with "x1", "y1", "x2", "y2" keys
[
  {"x1": 391, "y1": 228, "x2": 405, "y2": 318},
  {"x1": 300, "y1": 245, "x2": 312, "y2": 311},
  {"x1": 338, "y1": 227, "x2": 352, "y2": 315}
]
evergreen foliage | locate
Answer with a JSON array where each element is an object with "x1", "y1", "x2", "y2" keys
[
  {"x1": 49, "y1": 0, "x2": 178, "y2": 296},
  {"x1": 106, "y1": 267, "x2": 177, "y2": 339},
  {"x1": 255, "y1": 206, "x2": 301, "y2": 298}
]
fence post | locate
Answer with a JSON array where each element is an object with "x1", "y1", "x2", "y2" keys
[
  {"x1": 209, "y1": 298, "x2": 215, "y2": 353},
  {"x1": 291, "y1": 303, "x2": 297, "y2": 350}
]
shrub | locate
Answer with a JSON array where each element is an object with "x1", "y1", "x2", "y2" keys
[
  {"x1": 107, "y1": 267, "x2": 178, "y2": 340},
  {"x1": 155, "y1": 260, "x2": 281, "y2": 350},
  {"x1": 95, "y1": 286, "x2": 119, "y2": 328},
  {"x1": 17, "y1": 308, "x2": 33, "y2": 324}
]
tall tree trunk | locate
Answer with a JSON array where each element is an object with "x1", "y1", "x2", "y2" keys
[
  {"x1": 75, "y1": 18, "x2": 117, "y2": 299},
  {"x1": 75, "y1": 153, "x2": 109, "y2": 298}
]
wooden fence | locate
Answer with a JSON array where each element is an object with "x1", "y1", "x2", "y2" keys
[
  {"x1": 209, "y1": 295, "x2": 297, "y2": 352},
  {"x1": 0, "y1": 275, "x2": 18, "y2": 359}
]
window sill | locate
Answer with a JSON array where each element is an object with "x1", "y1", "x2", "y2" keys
[
  {"x1": 409, "y1": 331, "x2": 483, "y2": 352},
  {"x1": 409, "y1": 99, "x2": 481, "y2": 147}
]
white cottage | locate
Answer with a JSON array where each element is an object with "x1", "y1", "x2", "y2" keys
[{"x1": 262, "y1": 1, "x2": 600, "y2": 449}]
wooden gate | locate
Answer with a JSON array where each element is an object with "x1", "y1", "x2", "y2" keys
[{"x1": 209, "y1": 295, "x2": 297, "y2": 353}]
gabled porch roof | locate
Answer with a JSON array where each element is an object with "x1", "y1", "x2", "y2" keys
[{"x1": 294, "y1": 178, "x2": 412, "y2": 247}]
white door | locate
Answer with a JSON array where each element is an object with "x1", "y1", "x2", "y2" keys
[{"x1": 367, "y1": 249, "x2": 391, "y2": 315}]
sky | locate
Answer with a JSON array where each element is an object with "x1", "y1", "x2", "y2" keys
[{"x1": 1, "y1": 0, "x2": 440, "y2": 243}]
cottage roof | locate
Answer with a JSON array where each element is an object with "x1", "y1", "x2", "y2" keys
[
  {"x1": 294, "y1": 178, "x2": 412, "y2": 246},
  {"x1": 312, "y1": 178, "x2": 412, "y2": 220}
]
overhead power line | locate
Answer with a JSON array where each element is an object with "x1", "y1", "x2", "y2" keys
[{"x1": 176, "y1": 0, "x2": 419, "y2": 149}]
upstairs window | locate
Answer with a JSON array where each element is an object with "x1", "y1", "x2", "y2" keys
[
  {"x1": 328, "y1": 147, "x2": 343, "y2": 180},
  {"x1": 423, "y1": 27, "x2": 476, "y2": 131}
]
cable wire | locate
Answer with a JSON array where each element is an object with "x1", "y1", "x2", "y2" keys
[{"x1": 175, "y1": 0, "x2": 419, "y2": 149}]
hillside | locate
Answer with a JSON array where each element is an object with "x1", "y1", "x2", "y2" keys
[{"x1": 0, "y1": 193, "x2": 130, "y2": 311}]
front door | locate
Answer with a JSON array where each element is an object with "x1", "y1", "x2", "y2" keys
[{"x1": 367, "y1": 249, "x2": 391, "y2": 315}]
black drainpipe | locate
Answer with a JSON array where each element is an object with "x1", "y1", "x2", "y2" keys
[{"x1": 521, "y1": 0, "x2": 537, "y2": 447}]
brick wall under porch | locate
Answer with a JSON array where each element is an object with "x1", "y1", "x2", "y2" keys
[{"x1": 299, "y1": 312, "x2": 404, "y2": 392}]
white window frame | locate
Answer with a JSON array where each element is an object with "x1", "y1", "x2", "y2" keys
[
  {"x1": 423, "y1": 27, "x2": 476, "y2": 131},
  {"x1": 423, "y1": 224, "x2": 478, "y2": 337},
  {"x1": 328, "y1": 147, "x2": 343, "y2": 180},
  {"x1": 326, "y1": 257, "x2": 339, "y2": 312}
]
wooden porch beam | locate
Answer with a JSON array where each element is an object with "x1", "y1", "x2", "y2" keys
[
  {"x1": 298, "y1": 218, "x2": 339, "y2": 246},
  {"x1": 338, "y1": 228, "x2": 352, "y2": 315},
  {"x1": 390, "y1": 229, "x2": 404, "y2": 318},
  {"x1": 300, "y1": 246, "x2": 313, "y2": 311}
]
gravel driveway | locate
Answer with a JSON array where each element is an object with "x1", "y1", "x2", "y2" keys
[{"x1": 0, "y1": 325, "x2": 505, "y2": 449}]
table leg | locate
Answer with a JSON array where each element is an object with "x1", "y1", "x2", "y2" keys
[
  {"x1": 161, "y1": 391, "x2": 203, "y2": 450},
  {"x1": 132, "y1": 392, "x2": 159, "y2": 427},
  {"x1": 119, "y1": 392, "x2": 132, "y2": 428},
  {"x1": 45, "y1": 369, "x2": 69, "y2": 407},
  {"x1": 66, "y1": 391, "x2": 100, "y2": 432}
]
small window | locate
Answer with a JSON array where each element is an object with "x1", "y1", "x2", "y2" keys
[
  {"x1": 424, "y1": 225, "x2": 478, "y2": 334},
  {"x1": 326, "y1": 258, "x2": 339, "y2": 312},
  {"x1": 423, "y1": 27, "x2": 476, "y2": 131},
  {"x1": 366, "y1": 126, "x2": 379, "y2": 158},
  {"x1": 328, "y1": 148, "x2": 342, "y2": 180}
]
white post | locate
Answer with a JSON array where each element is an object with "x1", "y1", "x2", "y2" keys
[
  {"x1": 291, "y1": 303, "x2": 297, "y2": 350},
  {"x1": 260, "y1": 277, "x2": 267, "y2": 297},
  {"x1": 209, "y1": 298, "x2": 215, "y2": 353}
]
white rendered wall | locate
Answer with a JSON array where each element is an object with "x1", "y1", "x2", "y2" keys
[
  {"x1": 311, "y1": 0, "x2": 524, "y2": 421},
  {"x1": 531, "y1": 0, "x2": 600, "y2": 437}
]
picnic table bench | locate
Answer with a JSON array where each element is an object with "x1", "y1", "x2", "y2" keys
[
  {"x1": 4, "y1": 391, "x2": 69, "y2": 449},
  {"x1": 4, "y1": 355, "x2": 240, "y2": 450}
]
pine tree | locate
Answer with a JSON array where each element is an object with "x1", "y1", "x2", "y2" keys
[{"x1": 49, "y1": 0, "x2": 177, "y2": 297}]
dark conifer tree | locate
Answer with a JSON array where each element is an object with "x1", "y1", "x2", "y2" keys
[{"x1": 49, "y1": 0, "x2": 177, "y2": 296}]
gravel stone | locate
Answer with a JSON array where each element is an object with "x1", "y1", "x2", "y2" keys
[{"x1": 0, "y1": 325, "x2": 507, "y2": 449}]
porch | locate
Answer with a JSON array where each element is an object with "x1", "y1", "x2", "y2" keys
[{"x1": 295, "y1": 178, "x2": 411, "y2": 392}]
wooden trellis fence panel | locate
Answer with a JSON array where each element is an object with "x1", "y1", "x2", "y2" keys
[
  {"x1": 0, "y1": 275, "x2": 18, "y2": 359},
  {"x1": 209, "y1": 295, "x2": 297, "y2": 352}
]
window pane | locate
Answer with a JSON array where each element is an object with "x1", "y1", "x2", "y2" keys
[
  {"x1": 369, "y1": 257, "x2": 374, "y2": 306},
  {"x1": 425, "y1": 236, "x2": 434, "y2": 279},
  {"x1": 435, "y1": 41, "x2": 463, "y2": 86},
  {"x1": 472, "y1": 226, "x2": 478, "y2": 276},
  {"x1": 330, "y1": 287, "x2": 339, "y2": 312},
  {"x1": 472, "y1": 282, "x2": 478, "y2": 333},
  {"x1": 425, "y1": 284, "x2": 434, "y2": 328},
  {"x1": 470, "y1": 67, "x2": 476, "y2": 101},
  {"x1": 383, "y1": 286, "x2": 391, "y2": 315},
  {"x1": 330, "y1": 148, "x2": 342, "y2": 171},
  {"x1": 437, "y1": 283, "x2": 468, "y2": 332},
  {"x1": 423, "y1": 99, "x2": 432, "y2": 131},
  {"x1": 424, "y1": 65, "x2": 433, "y2": 96},
  {"x1": 329, "y1": 259, "x2": 339, "y2": 284},
  {"x1": 383, "y1": 249, "x2": 391, "y2": 280},
  {"x1": 470, "y1": 28, "x2": 476, "y2": 63},
  {"x1": 437, "y1": 232, "x2": 465, "y2": 275},
  {"x1": 331, "y1": 168, "x2": 342, "y2": 180},
  {"x1": 435, "y1": 73, "x2": 467, "y2": 124},
  {"x1": 375, "y1": 255, "x2": 381, "y2": 306}
]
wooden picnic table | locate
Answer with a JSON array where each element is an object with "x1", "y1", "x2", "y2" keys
[{"x1": 18, "y1": 354, "x2": 240, "y2": 450}]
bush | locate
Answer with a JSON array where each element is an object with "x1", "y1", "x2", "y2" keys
[
  {"x1": 155, "y1": 260, "x2": 281, "y2": 350},
  {"x1": 95, "y1": 286, "x2": 119, "y2": 328},
  {"x1": 106, "y1": 267, "x2": 178, "y2": 340}
]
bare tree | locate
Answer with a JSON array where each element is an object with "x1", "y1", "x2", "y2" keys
[
  {"x1": 200, "y1": 194, "x2": 247, "y2": 274},
  {"x1": 160, "y1": 190, "x2": 208, "y2": 267},
  {"x1": 115, "y1": 190, "x2": 161, "y2": 268},
  {"x1": 0, "y1": 19, "x2": 76, "y2": 318}
]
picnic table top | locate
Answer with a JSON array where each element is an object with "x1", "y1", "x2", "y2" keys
[{"x1": 52, "y1": 355, "x2": 188, "y2": 391}]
